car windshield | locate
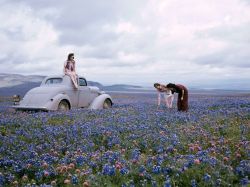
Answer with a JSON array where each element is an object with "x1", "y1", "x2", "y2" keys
[{"x1": 45, "y1": 78, "x2": 62, "y2": 85}]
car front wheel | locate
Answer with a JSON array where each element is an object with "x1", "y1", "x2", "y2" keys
[
  {"x1": 58, "y1": 100, "x2": 70, "y2": 111},
  {"x1": 103, "y1": 99, "x2": 112, "y2": 109}
]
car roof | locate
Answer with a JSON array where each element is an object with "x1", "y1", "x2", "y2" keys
[
  {"x1": 41, "y1": 75, "x2": 87, "y2": 86},
  {"x1": 45, "y1": 75, "x2": 86, "y2": 79}
]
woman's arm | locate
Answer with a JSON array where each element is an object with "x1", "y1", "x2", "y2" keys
[
  {"x1": 181, "y1": 89, "x2": 184, "y2": 100},
  {"x1": 63, "y1": 62, "x2": 67, "y2": 74},
  {"x1": 157, "y1": 92, "x2": 161, "y2": 106},
  {"x1": 73, "y1": 61, "x2": 76, "y2": 73}
]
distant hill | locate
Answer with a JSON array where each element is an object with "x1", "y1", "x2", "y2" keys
[
  {"x1": 0, "y1": 73, "x2": 45, "y2": 88},
  {"x1": 0, "y1": 73, "x2": 45, "y2": 96},
  {"x1": 87, "y1": 81, "x2": 104, "y2": 89},
  {"x1": 104, "y1": 84, "x2": 143, "y2": 91},
  {"x1": 0, "y1": 73, "x2": 144, "y2": 96},
  {"x1": 0, "y1": 74, "x2": 249, "y2": 97},
  {"x1": 0, "y1": 82, "x2": 41, "y2": 96}
]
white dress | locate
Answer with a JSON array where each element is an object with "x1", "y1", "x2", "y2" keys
[
  {"x1": 164, "y1": 90, "x2": 174, "y2": 108},
  {"x1": 157, "y1": 89, "x2": 174, "y2": 108}
]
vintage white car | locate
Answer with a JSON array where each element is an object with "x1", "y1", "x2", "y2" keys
[{"x1": 13, "y1": 75, "x2": 113, "y2": 111}]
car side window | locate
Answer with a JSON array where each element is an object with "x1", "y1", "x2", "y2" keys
[
  {"x1": 79, "y1": 78, "x2": 87, "y2": 86},
  {"x1": 45, "y1": 78, "x2": 62, "y2": 85}
]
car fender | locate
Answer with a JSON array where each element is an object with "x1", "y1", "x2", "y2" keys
[
  {"x1": 45, "y1": 93, "x2": 71, "y2": 110},
  {"x1": 89, "y1": 94, "x2": 113, "y2": 109}
]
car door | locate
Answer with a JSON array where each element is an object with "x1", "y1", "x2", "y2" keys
[{"x1": 78, "y1": 78, "x2": 93, "y2": 107}]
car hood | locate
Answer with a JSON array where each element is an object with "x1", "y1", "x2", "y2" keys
[{"x1": 89, "y1": 86, "x2": 101, "y2": 93}]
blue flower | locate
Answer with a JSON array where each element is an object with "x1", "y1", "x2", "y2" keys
[
  {"x1": 71, "y1": 174, "x2": 79, "y2": 185},
  {"x1": 0, "y1": 173, "x2": 5, "y2": 186},
  {"x1": 75, "y1": 155, "x2": 85, "y2": 166},
  {"x1": 0, "y1": 92, "x2": 249, "y2": 186},
  {"x1": 35, "y1": 171, "x2": 43, "y2": 180},
  {"x1": 191, "y1": 179, "x2": 197, "y2": 187},
  {"x1": 203, "y1": 173, "x2": 211, "y2": 182},
  {"x1": 152, "y1": 165, "x2": 161, "y2": 174},
  {"x1": 40, "y1": 184, "x2": 52, "y2": 187},
  {"x1": 164, "y1": 178, "x2": 171, "y2": 187},
  {"x1": 151, "y1": 180, "x2": 157, "y2": 187},
  {"x1": 120, "y1": 168, "x2": 129, "y2": 175},
  {"x1": 102, "y1": 164, "x2": 115, "y2": 176},
  {"x1": 235, "y1": 160, "x2": 250, "y2": 177},
  {"x1": 240, "y1": 176, "x2": 249, "y2": 186},
  {"x1": 139, "y1": 165, "x2": 146, "y2": 173}
]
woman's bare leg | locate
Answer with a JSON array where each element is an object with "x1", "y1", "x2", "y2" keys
[
  {"x1": 169, "y1": 95, "x2": 174, "y2": 108},
  {"x1": 165, "y1": 96, "x2": 170, "y2": 108}
]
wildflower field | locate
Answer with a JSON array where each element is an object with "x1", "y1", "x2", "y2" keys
[{"x1": 0, "y1": 92, "x2": 249, "y2": 187}]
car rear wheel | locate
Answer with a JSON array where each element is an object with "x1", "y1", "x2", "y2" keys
[
  {"x1": 103, "y1": 99, "x2": 112, "y2": 109},
  {"x1": 58, "y1": 100, "x2": 70, "y2": 111}
]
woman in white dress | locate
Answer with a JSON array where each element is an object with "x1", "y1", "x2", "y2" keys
[
  {"x1": 154, "y1": 83, "x2": 174, "y2": 109},
  {"x1": 64, "y1": 53, "x2": 78, "y2": 89}
]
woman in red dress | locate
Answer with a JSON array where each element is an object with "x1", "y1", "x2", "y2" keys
[{"x1": 166, "y1": 83, "x2": 188, "y2": 112}]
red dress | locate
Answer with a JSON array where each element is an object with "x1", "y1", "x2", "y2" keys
[{"x1": 175, "y1": 84, "x2": 188, "y2": 112}]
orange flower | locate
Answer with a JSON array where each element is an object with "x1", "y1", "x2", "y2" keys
[
  {"x1": 12, "y1": 181, "x2": 18, "y2": 186},
  {"x1": 44, "y1": 171, "x2": 49, "y2": 177},
  {"x1": 27, "y1": 163, "x2": 32, "y2": 168},
  {"x1": 160, "y1": 131, "x2": 165, "y2": 135},
  {"x1": 75, "y1": 169, "x2": 81, "y2": 174},
  {"x1": 83, "y1": 181, "x2": 90, "y2": 187},
  {"x1": 42, "y1": 162, "x2": 48, "y2": 168},
  {"x1": 51, "y1": 180, "x2": 57, "y2": 186},
  {"x1": 236, "y1": 153, "x2": 241, "y2": 158},
  {"x1": 22, "y1": 175, "x2": 28, "y2": 181},
  {"x1": 64, "y1": 179, "x2": 71, "y2": 184},
  {"x1": 194, "y1": 159, "x2": 200, "y2": 165},
  {"x1": 69, "y1": 163, "x2": 75, "y2": 169}
]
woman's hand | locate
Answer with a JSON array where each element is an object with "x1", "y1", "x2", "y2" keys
[{"x1": 181, "y1": 89, "x2": 184, "y2": 100}]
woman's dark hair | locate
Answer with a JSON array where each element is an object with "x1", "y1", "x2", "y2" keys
[
  {"x1": 154, "y1": 83, "x2": 160, "y2": 88},
  {"x1": 166, "y1": 83, "x2": 176, "y2": 89},
  {"x1": 67, "y1": 53, "x2": 74, "y2": 61},
  {"x1": 167, "y1": 83, "x2": 180, "y2": 93}
]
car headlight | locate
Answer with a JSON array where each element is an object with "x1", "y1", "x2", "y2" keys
[{"x1": 13, "y1": 95, "x2": 21, "y2": 104}]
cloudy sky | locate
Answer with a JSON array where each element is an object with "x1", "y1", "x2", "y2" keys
[{"x1": 0, "y1": 0, "x2": 250, "y2": 89}]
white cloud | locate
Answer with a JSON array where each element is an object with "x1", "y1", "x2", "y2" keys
[
  {"x1": 0, "y1": 0, "x2": 249, "y2": 89},
  {"x1": 0, "y1": 2, "x2": 77, "y2": 75},
  {"x1": 115, "y1": 22, "x2": 139, "y2": 34},
  {"x1": 117, "y1": 51, "x2": 148, "y2": 64}
]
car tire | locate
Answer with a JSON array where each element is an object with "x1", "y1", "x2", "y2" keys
[
  {"x1": 103, "y1": 99, "x2": 112, "y2": 109},
  {"x1": 58, "y1": 100, "x2": 70, "y2": 111}
]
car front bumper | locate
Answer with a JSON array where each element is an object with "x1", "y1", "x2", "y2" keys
[{"x1": 12, "y1": 105, "x2": 49, "y2": 111}]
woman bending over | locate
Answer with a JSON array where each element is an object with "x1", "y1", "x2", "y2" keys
[{"x1": 154, "y1": 83, "x2": 174, "y2": 109}]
